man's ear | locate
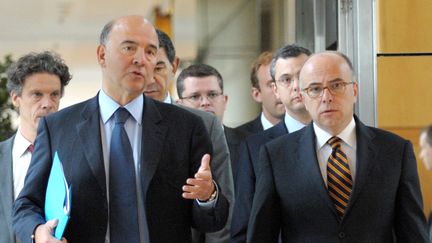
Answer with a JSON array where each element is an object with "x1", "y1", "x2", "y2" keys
[
  {"x1": 176, "y1": 99, "x2": 183, "y2": 105},
  {"x1": 271, "y1": 82, "x2": 281, "y2": 100},
  {"x1": 97, "y1": 45, "x2": 106, "y2": 67},
  {"x1": 172, "y1": 56, "x2": 180, "y2": 74},
  {"x1": 251, "y1": 87, "x2": 262, "y2": 103},
  {"x1": 11, "y1": 91, "x2": 20, "y2": 108}
]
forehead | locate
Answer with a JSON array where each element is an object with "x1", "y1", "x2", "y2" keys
[
  {"x1": 156, "y1": 48, "x2": 170, "y2": 62},
  {"x1": 22, "y1": 73, "x2": 61, "y2": 90},
  {"x1": 275, "y1": 54, "x2": 309, "y2": 76},
  {"x1": 108, "y1": 17, "x2": 158, "y2": 47},
  {"x1": 183, "y1": 76, "x2": 221, "y2": 93},
  {"x1": 300, "y1": 54, "x2": 351, "y2": 84}
]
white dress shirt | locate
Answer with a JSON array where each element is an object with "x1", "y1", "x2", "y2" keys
[
  {"x1": 260, "y1": 112, "x2": 275, "y2": 130},
  {"x1": 314, "y1": 118, "x2": 357, "y2": 186},
  {"x1": 12, "y1": 128, "x2": 33, "y2": 200},
  {"x1": 284, "y1": 113, "x2": 308, "y2": 133}
]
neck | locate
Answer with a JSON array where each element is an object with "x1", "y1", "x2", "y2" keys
[
  {"x1": 286, "y1": 109, "x2": 312, "y2": 125},
  {"x1": 262, "y1": 109, "x2": 282, "y2": 125},
  {"x1": 20, "y1": 125, "x2": 36, "y2": 144}
]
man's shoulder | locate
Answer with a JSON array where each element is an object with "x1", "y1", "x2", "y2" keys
[{"x1": 235, "y1": 116, "x2": 262, "y2": 136}]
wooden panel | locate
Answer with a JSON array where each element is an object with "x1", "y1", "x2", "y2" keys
[
  {"x1": 377, "y1": 0, "x2": 432, "y2": 53},
  {"x1": 380, "y1": 127, "x2": 432, "y2": 216},
  {"x1": 377, "y1": 56, "x2": 432, "y2": 127}
]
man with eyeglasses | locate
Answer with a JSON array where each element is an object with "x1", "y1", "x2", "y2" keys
[
  {"x1": 177, "y1": 64, "x2": 245, "y2": 179},
  {"x1": 231, "y1": 44, "x2": 312, "y2": 243},
  {"x1": 247, "y1": 51, "x2": 428, "y2": 242}
]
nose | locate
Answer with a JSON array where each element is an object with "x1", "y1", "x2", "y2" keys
[
  {"x1": 133, "y1": 49, "x2": 146, "y2": 66},
  {"x1": 41, "y1": 96, "x2": 55, "y2": 111},
  {"x1": 199, "y1": 95, "x2": 211, "y2": 107},
  {"x1": 321, "y1": 87, "x2": 333, "y2": 103},
  {"x1": 292, "y1": 79, "x2": 300, "y2": 92}
]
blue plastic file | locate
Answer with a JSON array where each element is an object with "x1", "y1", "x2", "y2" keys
[{"x1": 44, "y1": 152, "x2": 71, "y2": 240}]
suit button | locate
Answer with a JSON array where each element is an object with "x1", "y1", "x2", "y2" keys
[{"x1": 338, "y1": 232, "x2": 346, "y2": 238}]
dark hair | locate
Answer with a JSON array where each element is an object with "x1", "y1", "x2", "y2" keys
[
  {"x1": 7, "y1": 51, "x2": 71, "y2": 96},
  {"x1": 99, "y1": 19, "x2": 115, "y2": 45},
  {"x1": 176, "y1": 64, "x2": 223, "y2": 98},
  {"x1": 270, "y1": 44, "x2": 312, "y2": 81},
  {"x1": 250, "y1": 51, "x2": 273, "y2": 90},
  {"x1": 422, "y1": 125, "x2": 432, "y2": 146},
  {"x1": 156, "y1": 29, "x2": 176, "y2": 63}
]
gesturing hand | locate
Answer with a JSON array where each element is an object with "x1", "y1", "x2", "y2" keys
[{"x1": 182, "y1": 154, "x2": 215, "y2": 201}]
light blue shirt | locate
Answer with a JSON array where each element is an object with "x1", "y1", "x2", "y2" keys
[{"x1": 98, "y1": 90, "x2": 147, "y2": 243}]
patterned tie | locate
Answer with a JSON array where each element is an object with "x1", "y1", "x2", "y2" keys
[
  {"x1": 109, "y1": 107, "x2": 140, "y2": 242},
  {"x1": 327, "y1": 136, "x2": 352, "y2": 218}
]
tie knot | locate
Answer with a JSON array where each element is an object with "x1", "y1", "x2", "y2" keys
[
  {"x1": 28, "y1": 144, "x2": 35, "y2": 153},
  {"x1": 327, "y1": 136, "x2": 342, "y2": 149},
  {"x1": 114, "y1": 107, "x2": 130, "y2": 124}
]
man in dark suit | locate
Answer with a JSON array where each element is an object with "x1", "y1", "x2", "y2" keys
[
  {"x1": 0, "y1": 51, "x2": 71, "y2": 243},
  {"x1": 146, "y1": 29, "x2": 234, "y2": 243},
  {"x1": 13, "y1": 15, "x2": 228, "y2": 243},
  {"x1": 247, "y1": 51, "x2": 428, "y2": 242},
  {"x1": 235, "y1": 52, "x2": 285, "y2": 136},
  {"x1": 176, "y1": 64, "x2": 245, "y2": 177},
  {"x1": 231, "y1": 44, "x2": 311, "y2": 243}
]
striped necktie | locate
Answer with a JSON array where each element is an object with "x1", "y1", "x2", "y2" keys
[{"x1": 327, "y1": 136, "x2": 352, "y2": 218}]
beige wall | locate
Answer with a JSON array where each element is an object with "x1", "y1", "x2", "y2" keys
[{"x1": 377, "y1": 0, "x2": 432, "y2": 215}]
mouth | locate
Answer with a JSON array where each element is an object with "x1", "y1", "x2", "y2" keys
[{"x1": 131, "y1": 71, "x2": 144, "y2": 78}]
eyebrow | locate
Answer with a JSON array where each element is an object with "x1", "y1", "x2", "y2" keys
[{"x1": 308, "y1": 78, "x2": 345, "y2": 85}]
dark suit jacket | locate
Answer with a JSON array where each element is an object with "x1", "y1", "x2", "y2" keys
[
  {"x1": 13, "y1": 95, "x2": 229, "y2": 243},
  {"x1": 224, "y1": 126, "x2": 247, "y2": 181},
  {"x1": 234, "y1": 116, "x2": 263, "y2": 137},
  {"x1": 0, "y1": 135, "x2": 15, "y2": 243},
  {"x1": 248, "y1": 117, "x2": 428, "y2": 242},
  {"x1": 231, "y1": 122, "x2": 287, "y2": 243}
]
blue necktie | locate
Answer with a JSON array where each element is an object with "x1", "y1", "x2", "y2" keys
[{"x1": 109, "y1": 107, "x2": 140, "y2": 242}]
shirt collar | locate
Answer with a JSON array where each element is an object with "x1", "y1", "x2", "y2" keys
[
  {"x1": 13, "y1": 127, "x2": 33, "y2": 157},
  {"x1": 314, "y1": 117, "x2": 356, "y2": 149},
  {"x1": 163, "y1": 95, "x2": 172, "y2": 104},
  {"x1": 284, "y1": 113, "x2": 307, "y2": 133},
  {"x1": 260, "y1": 112, "x2": 274, "y2": 130},
  {"x1": 98, "y1": 89, "x2": 144, "y2": 124}
]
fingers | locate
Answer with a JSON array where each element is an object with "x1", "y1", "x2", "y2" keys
[
  {"x1": 34, "y1": 219, "x2": 64, "y2": 243},
  {"x1": 198, "y1": 154, "x2": 211, "y2": 172}
]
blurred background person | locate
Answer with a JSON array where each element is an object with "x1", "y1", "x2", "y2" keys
[
  {"x1": 235, "y1": 52, "x2": 285, "y2": 136},
  {"x1": 419, "y1": 124, "x2": 432, "y2": 242},
  {"x1": 177, "y1": 64, "x2": 245, "y2": 181},
  {"x1": 231, "y1": 44, "x2": 311, "y2": 243},
  {"x1": 0, "y1": 51, "x2": 71, "y2": 243}
]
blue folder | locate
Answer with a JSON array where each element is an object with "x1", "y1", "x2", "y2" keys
[{"x1": 45, "y1": 152, "x2": 72, "y2": 240}]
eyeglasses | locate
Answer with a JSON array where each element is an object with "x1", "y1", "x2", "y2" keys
[
  {"x1": 181, "y1": 91, "x2": 223, "y2": 103},
  {"x1": 302, "y1": 81, "x2": 354, "y2": 98},
  {"x1": 275, "y1": 75, "x2": 295, "y2": 87}
]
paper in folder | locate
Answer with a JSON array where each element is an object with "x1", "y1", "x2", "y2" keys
[{"x1": 45, "y1": 151, "x2": 72, "y2": 240}]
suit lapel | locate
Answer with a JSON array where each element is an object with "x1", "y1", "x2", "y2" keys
[
  {"x1": 140, "y1": 97, "x2": 167, "y2": 201},
  {"x1": 76, "y1": 95, "x2": 106, "y2": 193},
  {"x1": 297, "y1": 125, "x2": 340, "y2": 218},
  {"x1": 344, "y1": 117, "x2": 378, "y2": 218}
]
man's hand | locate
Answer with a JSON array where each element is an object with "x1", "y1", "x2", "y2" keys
[
  {"x1": 34, "y1": 219, "x2": 68, "y2": 243},
  {"x1": 182, "y1": 154, "x2": 215, "y2": 201}
]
